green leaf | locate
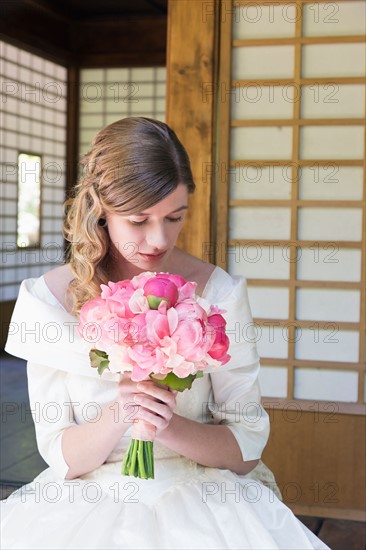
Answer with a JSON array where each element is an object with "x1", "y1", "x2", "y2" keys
[
  {"x1": 149, "y1": 372, "x2": 202, "y2": 392},
  {"x1": 89, "y1": 349, "x2": 110, "y2": 376}
]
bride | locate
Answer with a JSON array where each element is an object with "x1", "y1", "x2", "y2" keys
[{"x1": 2, "y1": 117, "x2": 329, "y2": 549}]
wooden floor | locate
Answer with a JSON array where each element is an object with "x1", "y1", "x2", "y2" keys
[{"x1": 1, "y1": 352, "x2": 365, "y2": 549}]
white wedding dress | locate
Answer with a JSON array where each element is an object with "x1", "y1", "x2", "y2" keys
[{"x1": 1, "y1": 266, "x2": 330, "y2": 549}]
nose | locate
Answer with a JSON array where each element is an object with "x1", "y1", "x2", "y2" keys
[{"x1": 145, "y1": 223, "x2": 169, "y2": 251}]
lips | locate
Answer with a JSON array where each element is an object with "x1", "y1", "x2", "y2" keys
[{"x1": 139, "y1": 251, "x2": 167, "y2": 260}]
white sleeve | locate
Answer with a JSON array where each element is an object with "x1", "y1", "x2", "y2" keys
[
  {"x1": 206, "y1": 269, "x2": 270, "y2": 461},
  {"x1": 27, "y1": 362, "x2": 77, "y2": 479},
  {"x1": 208, "y1": 356, "x2": 270, "y2": 461}
]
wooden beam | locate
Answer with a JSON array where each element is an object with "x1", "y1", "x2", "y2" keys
[
  {"x1": 166, "y1": 0, "x2": 219, "y2": 261},
  {"x1": 0, "y1": 0, "x2": 71, "y2": 65},
  {"x1": 66, "y1": 66, "x2": 80, "y2": 198},
  {"x1": 0, "y1": 2, "x2": 167, "y2": 68},
  {"x1": 74, "y1": 17, "x2": 167, "y2": 68}
]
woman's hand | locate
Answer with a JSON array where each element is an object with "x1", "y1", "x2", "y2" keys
[
  {"x1": 117, "y1": 373, "x2": 178, "y2": 439},
  {"x1": 133, "y1": 379, "x2": 178, "y2": 438}
]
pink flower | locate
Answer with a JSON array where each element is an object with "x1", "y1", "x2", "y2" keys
[
  {"x1": 78, "y1": 296, "x2": 113, "y2": 346},
  {"x1": 101, "y1": 280, "x2": 136, "y2": 318},
  {"x1": 145, "y1": 309, "x2": 170, "y2": 344},
  {"x1": 171, "y1": 319, "x2": 214, "y2": 362},
  {"x1": 156, "y1": 272, "x2": 187, "y2": 287},
  {"x1": 108, "y1": 345, "x2": 133, "y2": 373},
  {"x1": 128, "y1": 288, "x2": 149, "y2": 314},
  {"x1": 143, "y1": 276, "x2": 179, "y2": 309},
  {"x1": 128, "y1": 345, "x2": 164, "y2": 381},
  {"x1": 207, "y1": 313, "x2": 230, "y2": 364},
  {"x1": 79, "y1": 271, "x2": 231, "y2": 379}
]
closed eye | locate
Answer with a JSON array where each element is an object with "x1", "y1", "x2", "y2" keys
[
  {"x1": 130, "y1": 217, "x2": 183, "y2": 226},
  {"x1": 130, "y1": 219, "x2": 147, "y2": 226}
]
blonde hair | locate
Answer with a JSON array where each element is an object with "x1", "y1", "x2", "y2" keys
[{"x1": 63, "y1": 117, "x2": 195, "y2": 316}]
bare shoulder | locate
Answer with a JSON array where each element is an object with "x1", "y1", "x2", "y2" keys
[
  {"x1": 171, "y1": 248, "x2": 216, "y2": 296},
  {"x1": 43, "y1": 263, "x2": 74, "y2": 309}
]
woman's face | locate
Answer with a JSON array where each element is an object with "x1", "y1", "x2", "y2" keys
[{"x1": 105, "y1": 183, "x2": 188, "y2": 275}]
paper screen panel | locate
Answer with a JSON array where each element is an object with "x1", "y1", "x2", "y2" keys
[
  {"x1": 301, "y1": 84, "x2": 365, "y2": 119},
  {"x1": 229, "y1": 207, "x2": 291, "y2": 240},
  {"x1": 232, "y1": 3, "x2": 296, "y2": 39},
  {"x1": 299, "y1": 126, "x2": 364, "y2": 160},
  {"x1": 296, "y1": 288, "x2": 360, "y2": 323},
  {"x1": 294, "y1": 369, "x2": 358, "y2": 402},
  {"x1": 0, "y1": 41, "x2": 67, "y2": 301},
  {"x1": 295, "y1": 328, "x2": 359, "y2": 363},
  {"x1": 79, "y1": 114, "x2": 104, "y2": 129},
  {"x1": 256, "y1": 325, "x2": 288, "y2": 359},
  {"x1": 231, "y1": 85, "x2": 295, "y2": 120},
  {"x1": 298, "y1": 166, "x2": 363, "y2": 201},
  {"x1": 259, "y1": 367, "x2": 288, "y2": 398},
  {"x1": 105, "y1": 99, "x2": 131, "y2": 115},
  {"x1": 302, "y1": 43, "x2": 366, "y2": 78},
  {"x1": 80, "y1": 97, "x2": 102, "y2": 115},
  {"x1": 230, "y1": 166, "x2": 292, "y2": 200},
  {"x1": 296, "y1": 247, "x2": 362, "y2": 282},
  {"x1": 247, "y1": 286, "x2": 289, "y2": 320},
  {"x1": 231, "y1": 127, "x2": 293, "y2": 160},
  {"x1": 302, "y1": 1, "x2": 366, "y2": 37},
  {"x1": 79, "y1": 67, "x2": 166, "y2": 155},
  {"x1": 232, "y1": 46, "x2": 295, "y2": 79},
  {"x1": 297, "y1": 207, "x2": 363, "y2": 241},
  {"x1": 228, "y1": 245, "x2": 291, "y2": 280},
  {"x1": 223, "y1": 4, "x2": 365, "y2": 408}
]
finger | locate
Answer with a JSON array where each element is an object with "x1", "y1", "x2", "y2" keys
[
  {"x1": 135, "y1": 409, "x2": 171, "y2": 430},
  {"x1": 136, "y1": 382, "x2": 177, "y2": 405},
  {"x1": 134, "y1": 394, "x2": 175, "y2": 417}
]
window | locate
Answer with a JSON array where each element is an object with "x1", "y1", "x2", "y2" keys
[{"x1": 17, "y1": 153, "x2": 42, "y2": 248}]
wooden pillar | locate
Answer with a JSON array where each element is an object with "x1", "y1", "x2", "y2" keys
[
  {"x1": 66, "y1": 65, "x2": 80, "y2": 198},
  {"x1": 166, "y1": 0, "x2": 220, "y2": 262}
]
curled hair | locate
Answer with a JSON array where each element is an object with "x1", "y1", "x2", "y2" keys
[{"x1": 63, "y1": 117, "x2": 195, "y2": 316}]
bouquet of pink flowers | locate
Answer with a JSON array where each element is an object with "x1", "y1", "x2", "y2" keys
[{"x1": 78, "y1": 271, "x2": 230, "y2": 480}]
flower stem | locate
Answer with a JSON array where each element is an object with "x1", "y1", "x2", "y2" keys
[{"x1": 121, "y1": 440, "x2": 155, "y2": 479}]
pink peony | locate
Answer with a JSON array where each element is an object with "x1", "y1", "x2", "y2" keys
[
  {"x1": 101, "y1": 280, "x2": 136, "y2": 318},
  {"x1": 207, "y1": 313, "x2": 230, "y2": 364},
  {"x1": 143, "y1": 277, "x2": 179, "y2": 309},
  {"x1": 78, "y1": 296, "x2": 113, "y2": 347},
  {"x1": 79, "y1": 271, "x2": 231, "y2": 377}
]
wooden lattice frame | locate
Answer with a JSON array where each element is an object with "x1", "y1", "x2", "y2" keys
[{"x1": 216, "y1": 0, "x2": 366, "y2": 414}]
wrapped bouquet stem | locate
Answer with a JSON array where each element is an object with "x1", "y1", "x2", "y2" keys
[
  {"x1": 79, "y1": 272, "x2": 230, "y2": 480},
  {"x1": 122, "y1": 411, "x2": 156, "y2": 479}
]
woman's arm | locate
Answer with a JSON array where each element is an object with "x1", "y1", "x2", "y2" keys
[
  {"x1": 134, "y1": 379, "x2": 260, "y2": 475},
  {"x1": 156, "y1": 413, "x2": 259, "y2": 475},
  {"x1": 62, "y1": 399, "x2": 131, "y2": 480},
  {"x1": 62, "y1": 374, "x2": 177, "y2": 480}
]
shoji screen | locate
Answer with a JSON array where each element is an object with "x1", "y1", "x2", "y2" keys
[
  {"x1": 0, "y1": 41, "x2": 67, "y2": 301},
  {"x1": 217, "y1": 1, "x2": 365, "y2": 413},
  {"x1": 79, "y1": 67, "x2": 166, "y2": 156}
]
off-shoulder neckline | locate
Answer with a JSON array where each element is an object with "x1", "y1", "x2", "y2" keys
[{"x1": 39, "y1": 275, "x2": 69, "y2": 313}]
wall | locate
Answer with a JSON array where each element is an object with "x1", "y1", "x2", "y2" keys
[{"x1": 1, "y1": 41, "x2": 67, "y2": 346}]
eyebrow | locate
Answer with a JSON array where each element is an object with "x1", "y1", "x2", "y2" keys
[{"x1": 132, "y1": 205, "x2": 189, "y2": 216}]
